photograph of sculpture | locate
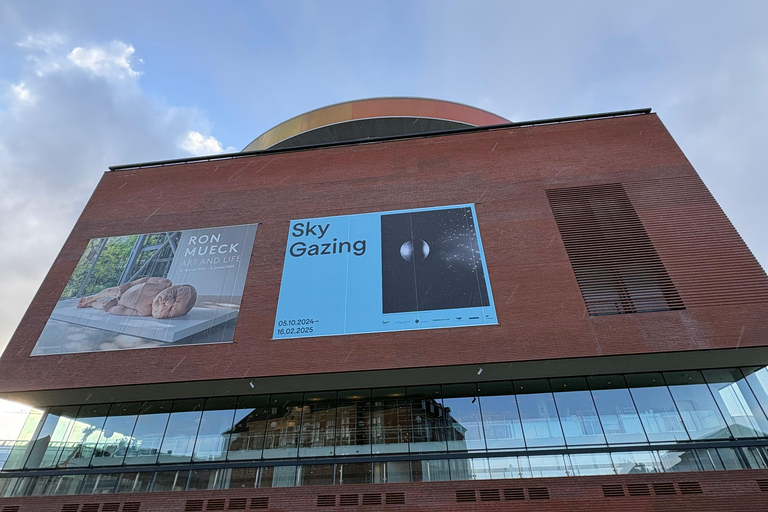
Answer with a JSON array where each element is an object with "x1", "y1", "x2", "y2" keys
[
  {"x1": 381, "y1": 206, "x2": 491, "y2": 314},
  {"x1": 31, "y1": 223, "x2": 258, "y2": 355}
]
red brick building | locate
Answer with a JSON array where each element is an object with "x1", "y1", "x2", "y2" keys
[{"x1": 1, "y1": 98, "x2": 768, "y2": 511}]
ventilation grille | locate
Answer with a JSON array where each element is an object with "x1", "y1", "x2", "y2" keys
[
  {"x1": 81, "y1": 505, "x2": 99, "y2": 512},
  {"x1": 102, "y1": 505, "x2": 120, "y2": 512},
  {"x1": 602, "y1": 484, "x2": 625, "y2": 497},
  {"x1": 123, "y1": 504, "x2": 140, "y2": 512},
  {"x1": 385, "y1": 492, "x2": 405, "y2": 505},
  {"x1": 527, "y1": 487, "x2": 550, "y2": 500},
  {"x1": 623, "y1": 176, "x2": 768, "y2": 307},
  {"x1": 627, "y1": 483, "x2": 651, "y2": 496},
  {"x1": 2, "y1": 507, "x2": 20, "y2": 512},
  {"x1": 185, "y1": 501, "x2": 204, "y2": 512},
  {"x1": 317, "y1": 495, "x2": 336, "y2": 507},
  {"x1": 456, "y1": 490, "x2": 476, "y2": 502},
  {"x1": 479, "y1": 489, "x2": 500, "y2": 501},
  {"x1": 250, "y1": 497, "x2": 269, "y2": 510},
  {"x1": 503, "y1": 488, "x2": 525, "y2": 500},
  {"x1": 361, "y1": 493, "x2": 381, "y2": 505},
  {"x1": 547, "y1": 183, "x2": 684, "y2": 315},
  {"x1": 456, "y1": 487, "x2": 548, "y2": 502},
  {"x1": 62, "y1": 506, "x2": 80, "y2": 512},
  {"x1": 652, "y1": 482, "x2": 676, "y2": 496},
  {"x1": 207, "y1": 499, "x2": 225, "y2": 511},
  {"x1": 339, "y1": 494, "x2": 358, "y2": 506},
  {"x1": 678, "y1": 481, "x2": 703, "y2": 495},
  {"x1": 226, "y1": 498, "x2": 247, "y2": 510}
]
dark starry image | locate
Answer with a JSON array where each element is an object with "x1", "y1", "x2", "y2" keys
[{"x1": 381, "y1": 207, "x2": 491, "y2": 313}]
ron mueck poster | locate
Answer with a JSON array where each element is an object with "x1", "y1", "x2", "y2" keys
[{"x1": 273, "y1": 204, "x2": 497, "y2": 339}]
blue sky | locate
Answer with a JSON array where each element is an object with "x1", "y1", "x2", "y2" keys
[{"x1": 0, "y1": 1, "x2": 767, "y2": 354}]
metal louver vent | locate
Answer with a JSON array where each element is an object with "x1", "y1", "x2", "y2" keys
[
  {"x1": 652, "y1": 482, "x2": 676, "y2": 495},
  {"x1": 226, "y1": 498, "x2": 247, "y2": 510},
  {"x1": 62, "y1": 506, "x2": 80, "y2": 512},
  {"x1": 602, "y1": 484, "x2": 625, "y2": 497},
  {"x1": 757, "y1": 479, "x2": 768, "y2": 492},
  {"x1": 456, "y1": 490, "x2": 476, "y2": 502},
  {"x1": 317, "y1": 495, "x2": 336, "y2": 507},
  {"x1": 627, "y1": 483, "x2": 651, "y2": 496},
  {"x1": 503, "y1": 488, "x2": 525, "y2": 500},
  {"x1": 479, "y1": 489, "x2": 501, "y2": 501},
  {"x1": 102, "y1": 504, "x2": 120, "y2": 512},
  {"x1": 123, "y1": 503, "x2": 141, "y2": 512},
  {"x1": 250, "y1": 497, "x2": 269, "y2": 510},
  {"x1": 2, "y1": 507, "x2": 20, "y2": 512},
  {"x1": 547, "y1": 183, "x2": 683, "y2": 316},
  {"x1": 361, "y1": 493, "x2": 381, "y2": 505},
  {"x1": 678, "y1": 481, "x2": 703, "y2": 494},
  {"x1": 527, "y1": 487, "x2": 550, "y2": 500},
  {"x1": 184, "y1": 501, "x2": 204, "y2": 512},
  {"x1": 207, "y1": 499, "x2": 225, "y2": 511},
  {"x1": 385, "y1": 492, "x2": 405, "y2": 505},
  {"x1": 339, "y1": 494, "x2": 358, "y2": 506},
  {"x1": 81, "y1": 504, "x2": 99, "y2": 512}
]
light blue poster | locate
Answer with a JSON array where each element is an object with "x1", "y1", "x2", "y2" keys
[{"x1": 273, "y1": 204, "x2": 497, "y2": 339}]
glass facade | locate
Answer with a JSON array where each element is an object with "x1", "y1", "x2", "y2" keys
[{"x1": 3, "y1": 366, "x2": 768, "y2": 498}]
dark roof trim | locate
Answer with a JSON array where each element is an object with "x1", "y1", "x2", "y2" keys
[{"x1": 108, "y1": 108, "x2": 652, "y2": 172}]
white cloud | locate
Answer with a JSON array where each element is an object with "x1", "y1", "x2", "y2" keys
[
  {"x1": 0, "y1": 35, "x2": 230, "y2": 356},
  {"x1": 181, "y1": 130, "x2": 231, "y2": 156},
  {"x1": 68, "y1": 41, "x2": 140, "y2": 79}
]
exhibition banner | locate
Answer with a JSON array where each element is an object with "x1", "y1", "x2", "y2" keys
[
  {"x1": 31, "y1": 223, "x2": 258, "y2": 355},
  {"x1": 273, "y1": 204, "x2": 497, "y2": 340}
]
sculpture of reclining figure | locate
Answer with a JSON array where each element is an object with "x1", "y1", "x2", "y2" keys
[{"x1": 75, "y1": 277, "x2": 197, "y2": 319}]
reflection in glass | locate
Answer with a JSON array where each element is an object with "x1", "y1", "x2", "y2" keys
[
  {"x1": 568, "y1": 453, "x2": 615, "y2": 476},
  {"x1": 187, "y1": 469, "x2": 224, "y2": 490},
  {"x1": 263, "y1": 394, "x2": 302, "y2": 459},
  {"x1": 57, "y1": 404, "x2": 110, "y2": 468},
  {"x1": 408, "y1": 386, "x2": 447, "y2": 453},
  {"x1": 611, "y1": 451, "x2": 662, "y2": 474},
  {"x1": 335, "y1": 390, "x2": 371, "y2": 456},
  {"x1": 2, "y1": 408, "x2": 45, "y2": 470},
  {"x1": 371, "y1": 388, "x2": 409, "y2": 454},
  {"x1": 703, "y1": 369, "x2": 768, "y2": 438},
  {"x1": 228, "y1": 395, "x2": 269, "y2": 461},
  {"x1": 158, "y1": 399, "x2": 204, "y2": 464},
  {"x1": 124, "y1": 401, "x2": 172, "y2": 465},
  {"x1": 449, "y1": 458, "x2": 491, "y2": 480},
  {"x1": 658, "y1": 450, "x2": 702, "y2": 472},
  {"x1": 299, "y1": 392, "x2": 336, "y2": 458},
  {"x1": 477, "y1": 382, "x2": 524, "y2": 450},
  {"x1": 258, "y1": 466, "x2": 297, "y2": 487},
  {"x1": 193, "y1": 397, "x2": 236, "y2": 462},
  {"x1": 443, "y1": 384, "x2": 485, "y2": 452},
  {"x1": 336, "y1": 463, "x2": 372, "y2": 485},
  {"x1": 741, "y1": 446, "x2": 768, "y2": 469},
  {"x1": 529, "y1": 454, "x2": 569, "y2": 477},
  {"x1": 515, "y1": 380, "x2": 565, "y2": 448},
  {"x1": 488, "y1": 456, "x2": 531, "y2": 479},
  {"x1": 222, "y1": 467, "x2": 258, "y2": 489},
  {"x1": 742, "y1": 366, "x2": 768, "y2": 417},
  {"x1": 24, "y1": 406, "x2": 80, "y2": 469},
  {"x1": 589, "y1": 375, "x2": 647, "y2": 445},
  {"x1": 372, "y1": 461, "x2": 411, "y2": 483},
  {"x1": 695, "y1": 448, "x2": 724, "y2": 471},
  {"x1": 91, "y1": 403, "x2": 141, "y2": 467},
  {"x1": 116, "y1": 472, "x2": 153, "y2": 493},
  {"x1": 626, "y1": 373, "x2": 689, "y2": 442},
  {"x1": 151, "y1": 470, "x2": 189, "y2": 492},
  {"x1": 53, "y1": 474, "x2": 84, "y2": 496},
  {"x1": 411, "y1": 459, "x2": 450, "y2": 482},
  {"x1": 551, "y1": 378, "x2": 605, "y2": 446},
  {"x1": 664, "y1": 371, "x2": 731, "y2": 440},
  {"x1": 0, "y1": 477, "x2": 18, "y2": 498}
]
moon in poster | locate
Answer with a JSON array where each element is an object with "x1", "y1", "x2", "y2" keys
[{"x1": 400, "y1": 239, "x2": 430, "y2": 261}]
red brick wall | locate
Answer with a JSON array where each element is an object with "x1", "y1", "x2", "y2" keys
[
  {"x1": 1, "y1": 114, "x2": 766, "y2": 393},
  {"x1": 2, "y1": 470, "x2": 767, "y2": 511}
]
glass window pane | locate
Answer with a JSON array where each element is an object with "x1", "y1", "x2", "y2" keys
[
  {"x1": 222, "y1": 467, "x2": 258, "y2": 489},
  {"x1": 664, "y1": 371, "x2": 731, "y2": 440},
  {"x1": 2, "y1": 408, "x2": 45, "y2": 470},
  {"x1": 514, "y1": 379, "x2": 565, "y2": 448},
  {"x1": 297, "y1": 464, "x2": 334, "y2": 486},
  {"x1": 588, "y1": 375, "x2": 647, "y2": 445},
  {"x1": 116, "y1": 472, "x2": 153, "y2": 493},
  {"x1": 24, "y1": 406, "x2": 80, "y2": 469},
  {"x1": 228, "y1": 395, "x2": 269, "y2": 461},
  {"x1": 488, "y1": 456, "x2": 531, "y2": 479},
  {"x1": 29, "y1": 475, "x2": 59, "y2": 496},
  {"x1": 408, "y1": 386, "x2": 447, "y2": 454},
  {"x1": 442, "y1": 384, "x2": 486, "y2": 452},
  {"x1": 92, "y1": 403, "x2": 141, "y2": 467},
  {"x1": 449, "y1": 458, "x2": 491, "y2": 481},
  {"x1": 52, "y1": 474, "x2": 84, "y2": 496},
  {"x1": 258, "y1": 466, "x2": 297, "y2": 487},
  {"x1": 703, "y1": 368, "x2": 768, "y2": 438},
  {"x1": 411, "y1": 459, "x2": 450, "y2": 482},
  {"x1": 124, "y1": 401, "x2": 172, "y2": 465},
  {"x1": 335, "y1": 390, "x2": 371, "y2": 456},
  {"x1": 193, "y1": 397, "x2": 236, "y2": 462},
  {"x1": 741, "y1": 446, "x2": 768, "y2": 469},
  {"x1": 659, "y1": 449, "x2": 702, "y2": 472},
  {"x1": 336, "y1": 463, "x2": 372, "y2": 485},
  {"x1": 568, "y1": 452, "x2": 615, "y2": 476},
  {"x1": 299, "y1": 392, "x2": 336, "y2": 458},
  {"x1": 158, "y1": 399, "x2": 204, "y2": 464},
  {"x1": 476, "y1": 382, "x2": 524, "y2": 450},
  {"x1": 57, "y1": 404, "x2": 110, "y2": 468},
  {"x1": 0, "y1": 477, "x2": 18, "y2": 498},
  {"x1": 263, "y1": 394, "x2": 302, "y2": 459},
  {"x1": 371, "y1": 461, "x2": 411, "y2": 483},
  {"x1": 151, "y1": 470, "x2": 189, "y2": 492},
  {"x1": 371, "y1": 388, "x2": 409, "y2": 454},
  {"x1": 626, "y1": 373, "x2": 689, "y2": 442},
  {"x1": 611, "y1": 451, "x2": 662, "y2": 474},
  {"x1": 529, "y1": 454, "x2": 569, "y2": 477},
  {"x1": 187, "y1": 469, "x2": 224, "y2": 490},
  {"x1": 551, "y1": 378, "x2": 605, "y2": 446},
  {"x1": 91, "y1": 473, "x2": 119, "y2": 494},
  {"x1": 695, "y1": 448, "x2": 724, "y2": 471},
  {"x1": 742, "y1": 366, "x2": 768, "y2": 418}
]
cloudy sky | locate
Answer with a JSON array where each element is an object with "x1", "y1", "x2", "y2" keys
[{"x1": 0, "y1": 1, "x2": 766, "y2": 356}]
